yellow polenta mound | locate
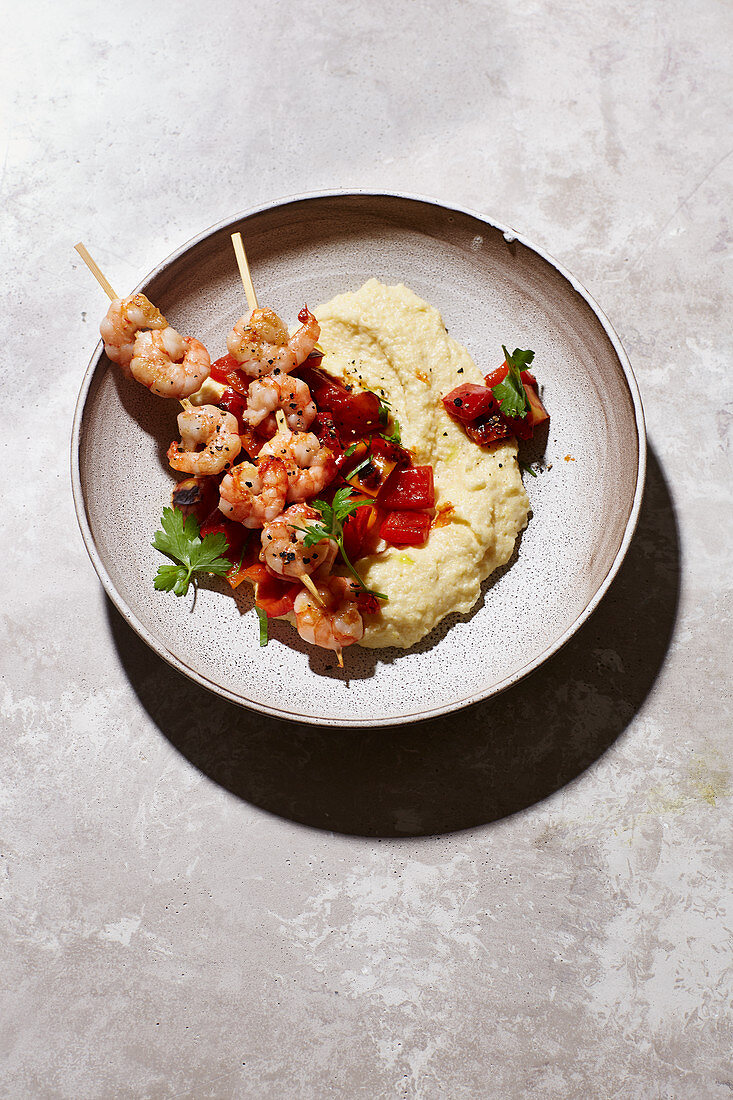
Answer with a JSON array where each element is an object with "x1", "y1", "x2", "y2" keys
[{"x1": 315, "y1": 280, "x2": 530, "y2": 649}]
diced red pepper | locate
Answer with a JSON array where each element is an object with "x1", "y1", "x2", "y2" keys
[
  {"x1": 442, "y1": 383, "x2": 496, "y2": 423},
  {"x1": 312, "y1": 410, "x2": 342, "y2": 451},
  {"x1": 345, "y1": 451, "x2": 398, "y2": 497},
  {"x1": 200, "y1": 509, "x2": 247, "y2": 563},
  {"x1": 210, "y1": 354, "x2": 250, "y2": 395},
  {"x1": 524, "y1": 379, "x2": 549, "y2": 427},
  {"x1": 484, "y1": 364, "x2": 508, "y2": 389},
  {"x1": 242, "y1": 562, "x2": 298, "y2": 618},
  {"x1": 465, "y1": 413, "x2": 513, "y2": 446},
  {"x1": 239, "y1": 426, "x2": 264, "y2": 460},
  {"x1": 369, "y1": 435, "x2": 411, "y2": 467},
  {"x1": 171, "y1": 476, "x2": 219, "y2": 522},
  {"x1": 342, "y1": 500, "x2": 379, "y2": 561},
  {"x1": 484, "y1": 363, "x2": 549, "y2": 433},
  {"x1": 495, "y1": 409, "x2": 535, "y2": 441},
  {"x1": 380, "y1": 510, "x2": 431, "y2": 547},
  {"x1": 378, "y1": 466, "x2": 435, "y2": 511},
  {"x1": 355, "y1": 591, "x2": 381, "y2": 616},
  {"x1": 298, "y1": 365, "x2": 382, "y2": 435},
  {"x1": 217, "y1": 387, "x2": 247, "y2": 432}
]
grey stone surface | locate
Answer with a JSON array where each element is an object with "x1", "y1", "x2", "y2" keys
[{"x1": 1, "y1": 1, "x2": 731, "y2": 1097}]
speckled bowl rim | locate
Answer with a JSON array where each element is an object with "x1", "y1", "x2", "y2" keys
[{"x1": 71, "y1": 189, "x2": 647, "y2": 727}]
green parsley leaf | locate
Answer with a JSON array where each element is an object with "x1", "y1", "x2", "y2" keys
[
  {"x1": 492, "y1": 346, "x2": 535, "y2": 419},
  {"x1": 343, "y1": 441, "x2": 359, "y2": 458},
  {"x1": 381, "y1": 419, "x2": 402, "y2": 445},
  {"x1": 151, "y1": 507, "x2": 232, "y2": 597},
  {"x1": 519, "y1": 460, "x2": 538, "y2": 478},
  {"x1": 255, "y1": 606, "x2": 269, "y2": 646}
]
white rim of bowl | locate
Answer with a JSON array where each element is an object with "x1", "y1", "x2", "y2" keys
[{"x1": 70, "y1": 189, "x2": 647, "y2": 728}]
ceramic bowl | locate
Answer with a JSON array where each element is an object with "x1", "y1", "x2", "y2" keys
[{"x1": 71, "y1": 192, "x2": 646, "y2": 726}]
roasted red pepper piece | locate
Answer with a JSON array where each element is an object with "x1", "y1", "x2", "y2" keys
[
  {"x1": 442, "y1": 383, "x2": 496, "y2": 423},
  {"x1": 217, "y1": 387, "x2": 247, "y2": 431},
  {"x1": 312, "y1": 410, "x2": 342, "y2": 451},
  {"x1": 298, "y1": 365, "x2": 382, "y2": 435},
  {"x1": 342, "y1": 500, "x2": 379, "y2": 561},
  {"x1": 380, "y1": 510, "x2": 431, "y2": 546},
  {"x1": 210, "y1": 354, "x2": 250, "y2": 395},
  {"x1": 242, "y1": 563, "x2": 298, "y2": 618},
  {"x1": 465, "y1": 413, "x2": 513, "y2": 446},
  {"x1": 378, "y1": 466, "x2": 435, "y2": 511},
  {"x1": 369, "y1": 435, "x2": 411, "y2": 467},
  {"x1": 484, "y1": 364, "x2": 549, "y2": 431},
  {"x1": 200, "y1": 509, "x2": 247, "y2": 563},
  {"x1": 355, "y1": 591, "x2": 381, "y2": 616}
]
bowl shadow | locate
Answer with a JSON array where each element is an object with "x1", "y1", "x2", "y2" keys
[{"x1": 107, "y1": 445, "x2": 679, "y2": 837}]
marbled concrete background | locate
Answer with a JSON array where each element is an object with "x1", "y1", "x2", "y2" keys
[{"x1": 1, "y1": 1, "x2": 731, "y2": 1097}]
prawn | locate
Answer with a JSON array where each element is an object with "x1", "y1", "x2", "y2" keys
[
  {"x1": 243, "y1": 373, "x2": 316, "y2": 434},
  {"x1": 294, "y1": 576, "x2": 364, "y2": 652},
  {"x1": 218, "y1": 457, "x2": 288, "y2": 528},
  {"x1": 226, "y1": 305, "x2": 320, "y2": 379},
  {"x1": 167, "y1": 405, "x2": 241, "y2": 476},
  {"x1": 258, "y1": 430, "x2": 336, "y2": 503},
  {"x1": 100, "y1": 293, "x2": 168, "y2": 373},
  {"x1": 131, "y1": 328, "x2": 211, "y2": 399},
  {"x1": 260, "y1": 503, "x2": 337, "y2": 579}
]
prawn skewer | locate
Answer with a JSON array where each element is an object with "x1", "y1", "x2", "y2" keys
[
  {"x1": 230, "y1": 243, "x2": 330, "y2": 620},
  {"x1": 76, "y1": 242, "x2": 211, "y2": 398}
]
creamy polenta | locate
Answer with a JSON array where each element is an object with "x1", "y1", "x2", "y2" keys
[{"x1": 315, "y1": 279, "x2": 530, "y2": 649}]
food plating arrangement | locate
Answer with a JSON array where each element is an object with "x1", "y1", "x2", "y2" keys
[{"x1": 77, "y1": 235, "x2": 549, "y2": 667}]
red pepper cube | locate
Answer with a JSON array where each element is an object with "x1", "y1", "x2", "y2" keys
[
  {"x1": 378, "y1": 466, "x2": 435, "y2": 511},
  {"x1": 484, "y1": 363, "x2": 549, "y2": 435},
  {"x1": 298, "y1": 365, "x2": 382, "y2": 435},
  {"x1": 200, "y1": 509, "x2": 247, "y2": 563},
  {"x1": 465, "y1": 414, "x2": 514, "y2": 446},
  {"x1": 242, "y1": 563, "x2": 298, "y2": 618},
  {"x1": 442, "y1": 383, "x2": 496, "y2": 423},
  {"x1": 380, "y1": 510, "x2": 431, "y2": 547},
  {"x1": 217, "y1": 387, "x2": 247, "y2": 432}
]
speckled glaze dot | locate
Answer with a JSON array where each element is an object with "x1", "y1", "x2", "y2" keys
[{"x1": 71, "y1": 193, "x2": 645, "y2": 727}]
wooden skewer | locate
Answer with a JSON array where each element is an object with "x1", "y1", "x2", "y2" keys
[
  {"x1": 300, "y1": 573, "x2": 325, "y2": 608},
  {"x1": 231, "y1": 232, "x2": 258, "y2": 311},
  {"x1": 74, "y1": 242, "x2": 118, "y2": 301}
]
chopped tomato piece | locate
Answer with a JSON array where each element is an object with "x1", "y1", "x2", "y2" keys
[
  {"x1": 378, "y1": 466, "x2": 434, "y2": 511},
  {"x1": 242, "y1": 562, "x2": 298, "y2": 618},
  {"x1": 380, "y1": 510, "x2": 431, "y2": 546},
  {"x1": 442, "y1": 383, "x2": 496, "y2": 423}
]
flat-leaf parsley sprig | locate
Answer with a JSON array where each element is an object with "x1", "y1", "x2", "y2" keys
[
  {"x1": 492, "y1": 347, "x2": 534, "y2": 418},
  {"x1": 151, "y1": 507, "x2": 232, "y2": 597},
  {"x1": 295, "y1": 488, "x2": 388, "y2": 601}
]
